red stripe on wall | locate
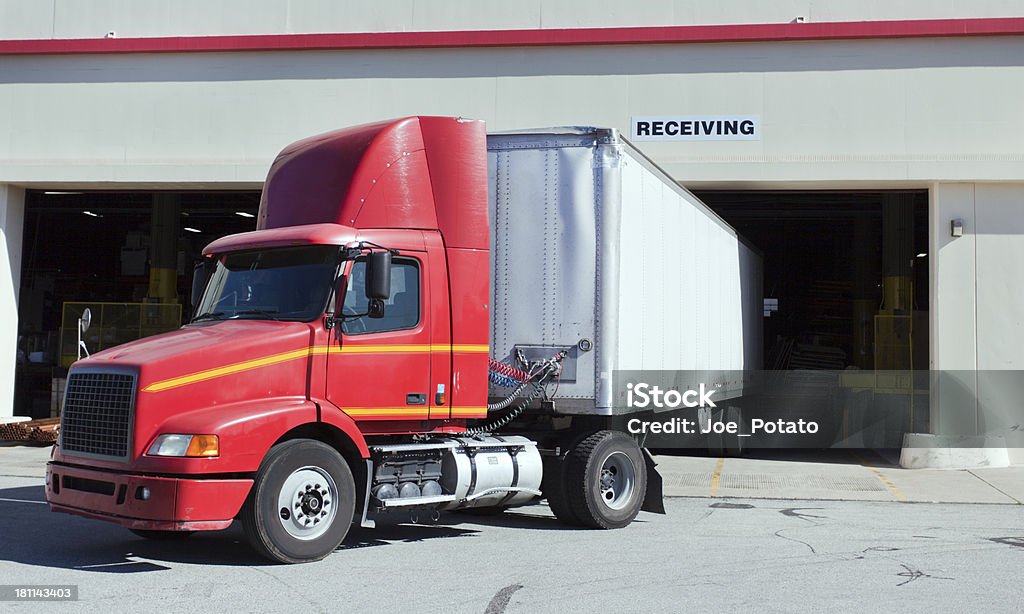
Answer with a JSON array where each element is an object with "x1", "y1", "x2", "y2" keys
[{"x1": 0, "y1": 18, "x2": 1022, "y2": 56}]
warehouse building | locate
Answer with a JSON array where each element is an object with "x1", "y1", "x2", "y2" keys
[{"x1": 1, "y1": 1, "x2": 1022, "y2": 462}]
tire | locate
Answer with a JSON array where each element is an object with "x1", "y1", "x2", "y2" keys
[
  {"x1": 241, "y1": 439, "x2": 356, "y2": 564},
  {"x1": 129, "y1": 529, "x2": 195, "y2": 540},
  {"x1": 542, "y1": 455, "x2": 582, "y2": 526},
  {"x1": 564, "y1": 430, "x2": 647, "y2": 529}
]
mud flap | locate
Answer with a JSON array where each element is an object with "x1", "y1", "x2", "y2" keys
[
  {"x1": 641, "y1": 448, "x2": 665, "y2": 514},
  {"x1": 359, "y1": 458, "x2": 375, "y2": 528}
]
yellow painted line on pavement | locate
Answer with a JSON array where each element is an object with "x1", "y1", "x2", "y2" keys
[
  {"x1": 709, "y1": 456, "x2": 725, "y2": 497},
  {"x1": 855, "y1": 454, "x2": 907, "y2": 502}
]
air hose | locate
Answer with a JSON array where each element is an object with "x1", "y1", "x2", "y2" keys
[
  {"x1": 469, "y1": 351, "x2": 566, "y2": 436},
  {"x1": 489, "y1": 370, "x2": 524, "y2": 390},
  {"x1": 488, "y1": 358, "x2": 532, "y2": 383},
  {"x1": 466, "y1": 381, "x2": 546, "y2": 436},
  {"x1": 486, "y1": 379, "x2": 533, "y2": 411}
]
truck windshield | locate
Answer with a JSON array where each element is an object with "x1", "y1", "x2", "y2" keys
[{"x1": 193, "y1": 245, "x2": 338, "y2": 322}]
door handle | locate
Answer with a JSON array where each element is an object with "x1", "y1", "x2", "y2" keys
[{"x1": 406, "y1": 393, "x2": 427, "y2": 405}]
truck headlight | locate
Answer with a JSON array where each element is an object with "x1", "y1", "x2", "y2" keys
[{"x1": 147, "y1": 434, "x2": 219, "y2": 457}]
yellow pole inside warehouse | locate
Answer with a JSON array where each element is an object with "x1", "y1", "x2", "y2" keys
[
  {"x1": 881, "y1": 194, "x2": 914, "y2": 314},
  {"x1": 877, "y1": 193, "x2": 915, "y2": 370},
  {"x1": 852, "y1": 214, "x2": 875, "y2": 369},
  {"x1": 147, "y1": 193, "x2": 179, "y2": 302}
]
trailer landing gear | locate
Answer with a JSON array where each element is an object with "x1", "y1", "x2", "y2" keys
[
  {"x1": 708, "y1": 406, "x2": 747, "y2": 457},
  {"x1": 544, "y1": 430, "x2": 648, "y2": 529}
]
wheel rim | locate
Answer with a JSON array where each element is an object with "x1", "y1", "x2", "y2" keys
[
  {"x1": 276, "y1": 466, "x2": 338, "y2": 540},
  {"x1": 598, "y1": 451, "x2": 636, "y2": 510}
]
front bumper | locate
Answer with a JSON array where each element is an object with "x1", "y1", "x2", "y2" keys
[{"x1": 45, "y1": 461, "x2": 252, "y2": 531}]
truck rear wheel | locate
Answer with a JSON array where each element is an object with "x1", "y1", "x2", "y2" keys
[
  {"x1": 564, "y1": 430, "x2": 647, "y2": 529},
  {"x1": 242, "y1": 439, "x2": 356, "y2": 564},
  {"x1": 542, "y1": 455, "x2": 582, "y2": 526}
]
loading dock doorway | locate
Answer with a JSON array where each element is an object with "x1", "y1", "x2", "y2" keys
[
  {"x1": 15, "y1": 190, "x2": 261, "y2": 419},
  {"x1": 696, "y1": 190, "x2": 930, "y2": 446}
]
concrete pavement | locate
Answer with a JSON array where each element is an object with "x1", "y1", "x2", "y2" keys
[
  {"x1": 2, "y1": 444, "x2": 1023, "y2": 612},
  {"x1": 652, "y1": 450, "x2": 1024, "y2": 504},
  {"x1": 0, "y1": 472, "x2": 1021, "y2": 613},
  {"x1": 0, "y1": 443, "x2": 50, "y2": 479}
]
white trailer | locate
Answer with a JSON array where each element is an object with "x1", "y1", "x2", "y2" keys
[{"x1": 487, "y1": 128, "x2": 762, "y2": 415}]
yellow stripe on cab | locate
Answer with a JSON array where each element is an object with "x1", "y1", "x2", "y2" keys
[{"x1": 143, "y1": 344, "x2": 489, "y2": 393}]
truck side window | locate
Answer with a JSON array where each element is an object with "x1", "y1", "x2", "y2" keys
[{"x1": 341, "y1": 258, "x2": 420, "y2": 334}]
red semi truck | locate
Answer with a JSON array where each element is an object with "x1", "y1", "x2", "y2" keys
[{"x1": 46, "y1": 117, "x2": 760, "y2": 563}]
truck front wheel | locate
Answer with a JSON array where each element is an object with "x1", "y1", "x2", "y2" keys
[
  {"x1": 564, "y1": 430, "x2": 647, "y2": 529},
  {"x1": 242, "y1": 439, "x2": 356, "y2": 564}
]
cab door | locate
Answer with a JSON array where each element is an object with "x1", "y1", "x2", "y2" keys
[{"x1": 325, "y1": 248, "x2": 432, "y2": 425}]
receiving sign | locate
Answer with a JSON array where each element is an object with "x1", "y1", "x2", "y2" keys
[{"x1": 631, "y1": 116, "x2": 760, "y2": 141}]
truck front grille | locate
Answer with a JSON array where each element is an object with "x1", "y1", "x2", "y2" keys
[{"x1": 61, "y1": 371, "x2": 136, "y2": 460}]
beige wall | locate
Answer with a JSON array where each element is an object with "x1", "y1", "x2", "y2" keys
[
  {"x1": 0, "y1": 185, "x2": 23, "y2": 419},
  {"x1": 2, "y1": 37, "x2": 1024, "y2": 188},
  {"x1": 930, "y1": 183, "x2": 1024, "y2": 444},
  {"x1": 930, "y1": 183, "x2": 1024, "y2": 372}
]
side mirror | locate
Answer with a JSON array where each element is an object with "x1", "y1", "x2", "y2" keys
[
  {"x1": 367, "y1": 298, "x2": 385, "y2": 319},
  {"x1": 365, "y1": 251, "x2": 392, "y2": 300},
  {"x1": 79, "y1": 307, "x2": 92, "y2": 334},
  {"x1": 77, "y1": 308, "x2": 92, "y2": 360}
]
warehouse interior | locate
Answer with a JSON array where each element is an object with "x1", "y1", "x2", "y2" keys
[
  {"x1": 14, "y1": 191, "x2": 260, "y2": 418},
  {"x1": 697, "y1": 190, "x2": 931, "y2": 445},
  {"x1": 697, "y1": 190, "x2": 929, "y2": 372}
]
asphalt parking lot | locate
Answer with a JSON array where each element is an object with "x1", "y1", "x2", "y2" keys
[{"x1": 1, "y1": 445, "x2": 1022, "y2": 613}]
